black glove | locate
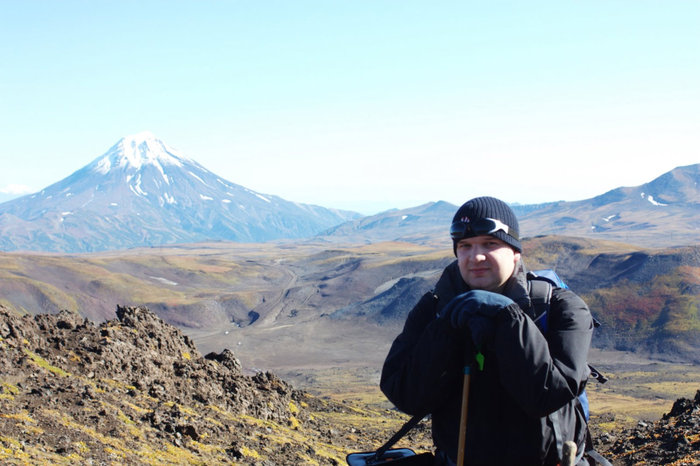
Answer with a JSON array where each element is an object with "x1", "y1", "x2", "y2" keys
[{"x1": 441, "y1": 290, "x2": 516, "y2": 348}]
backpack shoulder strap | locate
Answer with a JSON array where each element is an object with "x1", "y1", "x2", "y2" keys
[
  {"x1": 527, "y1": 272, "x2": 555, "y2": 333},
  {"x1": 369, "y1": 413, "x2": 427, "y2": 462},
  {"x1": 528, "y1": 271, "x2": 613, "y2": 466}
]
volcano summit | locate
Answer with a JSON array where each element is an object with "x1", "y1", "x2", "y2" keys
[{"x1": 0, "y1": 132, "x2": 360, "y2": 253}]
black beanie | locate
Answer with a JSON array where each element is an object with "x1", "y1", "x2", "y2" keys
[{"x1": 451, "y1": 196, "x2": 522, "y2": 253}]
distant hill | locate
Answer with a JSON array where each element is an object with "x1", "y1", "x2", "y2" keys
[
  {"x1": 0, "y1": 236, "x2": 697, "y2": 365},
  {"x1": 0, "y1": 132, "x2": 360, "y2": 253},
  {"x1": 318, "y1": 164, "x2": 700, "y2": 249},
  {"x1": 325, "y1": 237, "x2": 700, "y2": 364},
  {"x1": 318, "y1": 200, "x2": 454, "y2": 246},
  {"x1": 517, "y1": 164, "x2": 700, "y2": 248}
]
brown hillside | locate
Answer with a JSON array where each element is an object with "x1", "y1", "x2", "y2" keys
[
  {"x1": 1, "y1": 305, "x2": 698, "y2": 465},
  {"x1": 0, "y1": 305, "x2": 428, "y2": 464}
]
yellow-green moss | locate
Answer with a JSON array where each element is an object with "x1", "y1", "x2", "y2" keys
[{"x1": 22, "y1": 349, "x2": 71, "y2": 377}]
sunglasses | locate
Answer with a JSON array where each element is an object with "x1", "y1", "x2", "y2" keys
[{"x1": 450, "y1": 217, "x2": 519, "y2": 240}]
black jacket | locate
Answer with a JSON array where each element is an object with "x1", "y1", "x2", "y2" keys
[{"x1": 380, "y1": 260, "x2": 594, "y2": 465}]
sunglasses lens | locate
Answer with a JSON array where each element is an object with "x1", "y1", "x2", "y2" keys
[
  {"x1": 451, "y1": 217, "x2": 517, "y2": 241},
  {"x1": 471, "y1": 218, "x2": 497, "y2": 235},
  {"x1": 450, "y1": 222, "x2": 468, "y2": 239},
  {"x1": 450, "y1": 218, "x2": 500, "y2": 239}
]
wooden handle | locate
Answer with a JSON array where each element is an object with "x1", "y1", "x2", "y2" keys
[
  {"x1": 562, "y1": 440, "x2": 577, "y2": 466},
  {"x1": 457, "y1": 366, "x2": 471, "y2": 466}
]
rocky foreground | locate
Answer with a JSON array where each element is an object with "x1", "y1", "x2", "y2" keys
[{"x1": 0, "y1": 306, "x2": 697, "y2": 465}]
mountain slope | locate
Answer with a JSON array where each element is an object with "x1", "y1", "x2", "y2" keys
[
  {"x1": 319, "y1": 164, "x2": 700, "y2": 248},
  {"x1": 0, "y1": 132, "x2": 360, "y2": 252},
  {"x1": 517, "y1": 163, "x2": 700, "y2": 247},
  {"x1": 318, "y1": 200, "x2": 455, "y2": 246}
]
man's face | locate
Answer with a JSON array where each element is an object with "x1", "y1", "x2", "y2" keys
[{"x1": 456, "y1": 235, "x2": 521, "y2": 292}]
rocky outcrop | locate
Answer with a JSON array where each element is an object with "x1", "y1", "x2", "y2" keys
[
  {"x1": 595, "y1": 390, "x2": 700, "y2": 465},
  {"x1": 0, "y1": 305, "x2": 373, "y2": 464}
]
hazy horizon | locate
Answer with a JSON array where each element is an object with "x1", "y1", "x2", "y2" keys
[{"x1": 2, "y1": 1, "x2": 698, "y2": 214}]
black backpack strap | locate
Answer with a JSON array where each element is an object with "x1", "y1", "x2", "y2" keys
[
  {"x1": 527, "y1": 275, "x2": 554, "y2": 333},
  {"x1": 528, "y1": 271, "x2": 613, "y2": 466},
  {"x1": 584, "y1": 425, "x2": 614, "y2": 466},
  {"x1": 369, "y1": 413, "x2": 426, "y2": 462}
]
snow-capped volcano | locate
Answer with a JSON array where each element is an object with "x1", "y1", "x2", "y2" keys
[
  {"x1": 0, "y1": 132, "x2": 360, "y2": 253},
  {"x1": 93, "y1": 131, "x2": 188, "y2": 174},
  {"x1": 78, "y1": 131, "x2": 214, "y2": 208}
]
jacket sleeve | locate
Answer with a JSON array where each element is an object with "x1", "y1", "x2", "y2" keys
[
  {"x1": 380, "y1": 292, "x2": 462, "y2": 415},
  {"x1": 490, "y1": 288, "x2": 593, "y2": 418}
]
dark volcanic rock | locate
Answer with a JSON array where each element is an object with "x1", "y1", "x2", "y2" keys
[
  {"x1": 600, "y1": 390, "x2": 700, "y2": 465},
  {"x1": 0, "y1": 304, "x2": 381, "y2": 464}
]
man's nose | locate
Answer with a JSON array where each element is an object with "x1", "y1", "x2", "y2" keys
[{"x1": 468, "y1": 246, "x2": 487, "y2": 260}]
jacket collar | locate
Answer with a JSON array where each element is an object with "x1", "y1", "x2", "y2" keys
[{"x1": 434, "y1": 259, "x2": 531, "y2": 312}]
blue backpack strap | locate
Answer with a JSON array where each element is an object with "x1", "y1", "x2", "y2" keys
[{"x1": 531, "y1": 269, "x2": 569, "y2": 289}]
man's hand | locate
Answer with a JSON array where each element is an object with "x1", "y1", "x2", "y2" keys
[{"x1": 441, "y1": 290, "x2": 515, "y2": 348}]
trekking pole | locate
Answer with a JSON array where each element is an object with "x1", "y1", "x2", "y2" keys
[
  {"x1": 456, "y1": 364, "x2": 472, "y2": 466},
  {"x1": 562, "y1": 440, "x2": 577, "y2": 466}
]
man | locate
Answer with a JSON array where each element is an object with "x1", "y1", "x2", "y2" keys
[{"x1": 380, "y1": 196, "x2": 594, "y2": 465}]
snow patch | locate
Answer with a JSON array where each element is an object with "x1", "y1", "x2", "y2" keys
[
  {"x1": 131, "y1": 174, "x2": 148, "y2": 196},
  {"x1": 164, "y1": 193, "x2": 176, "y2": 204},
  {"x1": 255, "y1": 193, "x2": 271, "y2": 203},
  {"x1": 222, "y1": 199, "x2": 232, "y2": 204},
  {"x1": 648, "y1": 196, "x2": 667, "y2": 206},
  {"x1": 602, "y1": 214, "x2": 618, "y2": 222},
  {"x1": 200, "y1": 194, "x2": 213, "y2": 201},
  {"x1": 217, "y1": 179, "x2": 234, "y2": 189},
  {"x1": 150, "y1": 276, "x2": 178, "y2": 286},
  {"x1": 156, "y1": 162, "x2": 169, "y2": 185},
  {"x1": 189, "y1": 171, "x2": 208, "y2": 186},
  {"x1": 95, "y1": 157, "x2": 111, "y2": 174}
]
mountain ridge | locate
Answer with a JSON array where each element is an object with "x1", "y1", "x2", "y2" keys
[
  {"x1": 319, "y1": 163, "x2": 700, "y2": 249},
  {"x1": 0, "y1": 131, "x2": 697, "y2": 252},
  {"x1": 0, "y1": 132, "x2": 361, "y2": 252}
]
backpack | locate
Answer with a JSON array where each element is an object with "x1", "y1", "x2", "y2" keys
[{"x1": 528, "y1": 270, "x2": 611, "y2": 466}]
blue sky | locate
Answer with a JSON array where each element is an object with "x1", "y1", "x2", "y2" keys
[{"x1": 1, "y1": 1, "x2": 698, "y2": 214}]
